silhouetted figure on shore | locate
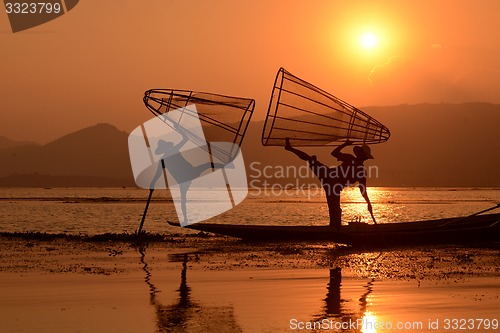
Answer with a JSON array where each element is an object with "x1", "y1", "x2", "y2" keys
[{"x1": 285, "y1": 138, "x2": 374, "y2": 230}]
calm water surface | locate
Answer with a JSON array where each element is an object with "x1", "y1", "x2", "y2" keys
[
  {"x1": 2, "y1": 261, "x2": 497, "y2": 333},
  {"x1": 0, "y1": 187, "x2": 498, "y2": 333},
  {"x1": 0, "y1": 187, "x2": 498, "y2": 234}
]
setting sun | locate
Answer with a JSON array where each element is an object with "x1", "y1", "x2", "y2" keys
[{"x1": 360, "y1": 32, "x2": 378, "y2": 49}]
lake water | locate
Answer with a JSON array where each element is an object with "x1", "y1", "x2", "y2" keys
[
  {"x1": 1, "y1": 260, "x2": 499, "y2": 333},
  {"x1": 0, "y1": 187, "x2": 498, "y2": 235},
  {"x1": 0, "y1": 187, "x2": 499, "y2": 333}
]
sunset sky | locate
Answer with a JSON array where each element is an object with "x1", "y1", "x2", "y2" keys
[{"x1": 1, "y1": 0, "x2": 500, "y2": 143}]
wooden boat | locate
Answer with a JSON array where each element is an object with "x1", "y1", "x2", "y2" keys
[{"x1": 168, "y1": 210, "x2": 500, "y2": 248}]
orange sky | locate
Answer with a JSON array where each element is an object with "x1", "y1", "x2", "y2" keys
[{"x1": 1, "y1": 0, "x2": 500, "y2": 143}]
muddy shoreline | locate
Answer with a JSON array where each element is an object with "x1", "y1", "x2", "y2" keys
[{"x1": 1, "y1": 232, "x2": 498, "y2": 281}]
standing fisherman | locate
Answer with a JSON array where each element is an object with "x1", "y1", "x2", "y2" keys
[{"x1": 285, "y1": 138, "x2": 374, "y2": 230}]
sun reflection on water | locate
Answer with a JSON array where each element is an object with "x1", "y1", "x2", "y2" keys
[
  {"x1": 361, "y1": 311, "x2": 378, "y2": 333},
  {"x1": 341, "y1": 186, "x2": 399, "y2": 224}
]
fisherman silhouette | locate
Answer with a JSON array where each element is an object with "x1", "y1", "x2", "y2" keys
[
  {"x1": 150, "y1": 122, "x2": 227, "y2": 224},
  {"x1": 285, "y1": 138, "x2": 374, "y2": 230}
]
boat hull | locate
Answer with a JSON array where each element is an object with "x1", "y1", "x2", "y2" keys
[{"x1": 168, "y1": 213, "x2": 500, "y2": 247}]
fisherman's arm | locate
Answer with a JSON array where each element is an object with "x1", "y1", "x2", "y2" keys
[
  {"x1": 173, "y1": 122, "x2": 189, "y2": 149},
  {"x1": 331, "y1": 140, "x2": 352, "y2": 160}
]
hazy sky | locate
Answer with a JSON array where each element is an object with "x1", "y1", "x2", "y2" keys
[{"x1": 1, "y1": 0, "x2": 500, "y2": 143}]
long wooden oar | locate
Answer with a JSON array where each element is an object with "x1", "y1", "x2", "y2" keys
[
  {"x1": 439, "y1": 203, "x2": 500, "y2": 227},
  {"x1": 138, "y1": 189, "x2": 154, "y2": 235}
]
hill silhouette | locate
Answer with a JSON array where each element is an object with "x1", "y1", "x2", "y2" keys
[
  {"x1": 0, "y1": 136, "x2": 37, "y2": 149},
  {"x1": 0, "y1": 123, "x2": 135, "y2": 187},
  {"x1": 0, "y1": 103, "x2": 498, "y2": 187},
  {"x1": 362, "y1": 103, "x2": 500, "y2": 186},
  {"x1": 242, "y1": 102, "x2": 500, "y2": 187}
]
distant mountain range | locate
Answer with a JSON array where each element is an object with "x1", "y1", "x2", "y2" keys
[
  {"x1": 0, "y1": 136, "x2": 36, "y2": 150},
  {"x1": 362, "y1": 103, "x2": 500, "y2": 187},
  {"x1": 0, "y1": 123, "x2": 135, "y2": 187},
  {"x1": 0, "y1": 103, "x2": 499, "y2": 187},
  {"x1": 242, "y1": 102, "x2": 500, "y2": 187}
]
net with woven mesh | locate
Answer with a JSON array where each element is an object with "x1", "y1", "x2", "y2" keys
[
  {"x1": 143, "y1": 89, "x2": 255, "y2": 162},
  {"x1": 262, "y1": 68, "x2": 390, "y2": 147}
]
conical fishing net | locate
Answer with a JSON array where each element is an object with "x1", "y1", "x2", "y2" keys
[
  {"x1": 262, "y1": 68, "x2": 390, "y2": 147},
  {"x1": 143, "y1": 89, "x2": 255, "y2": 162}
]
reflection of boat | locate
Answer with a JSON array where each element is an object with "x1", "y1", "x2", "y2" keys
[{"x1": 168, "y1": 212, "x2": 500, "y2": 247}]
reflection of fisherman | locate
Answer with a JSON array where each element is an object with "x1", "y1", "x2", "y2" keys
[
  {"x1": 314, "y1": 267, "x2": 375, "y2": 324},
  {"x1": 285, "y1": 138, "x2": 374, "y2": 230},
  {"x1": 150, "y1": 122, "x2": 226, "y2": 224}
]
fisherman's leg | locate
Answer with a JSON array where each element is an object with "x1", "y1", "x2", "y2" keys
[
  {"x1": 326, "y1": 185, "x2": 342, "y2": 230},
  {"x1": 179, "y1": 182, "x2": 190, "y2": 224},
  {"x1": 192, "y1": 161, "x2": 235, "y2": 177},
  {"x1": 192, "y1": 163, "x2": 214, "y2": 176},
  {"x1": 284, "y1": 138, "x2": 312, "y2": 161}
]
